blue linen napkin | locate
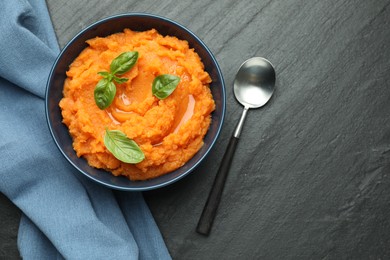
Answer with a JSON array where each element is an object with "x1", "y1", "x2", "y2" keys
[{"x1": 0, "y1": 1, "x2": 171, "y2": 259}]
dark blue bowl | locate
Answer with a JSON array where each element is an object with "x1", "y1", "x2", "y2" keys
[{"x1": 45, "y1": 13, "x2": 226, "y2": 191}]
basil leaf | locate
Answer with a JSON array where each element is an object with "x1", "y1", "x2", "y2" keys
[
  {"x1": 98, "y1": 71, "x2": 111, "y2": 78},
  {"x1": 98, "y1": 71, "x2": 114, "y2": 82},
  {"x1": 113, "y1": 75, "x2": 128, "y2": 84},
  {"x1": 104, "y1": 129, "x2": 145, "y2": 164},
  {"x1": 94, "y1": 79, "x2": 116, "y2": 109},
  {"x1": 110, "y1": 51, "x2": 138, "y2": 76},
  {"x1": 152, "y1": 74, "x2": 180, "y2": 99}
]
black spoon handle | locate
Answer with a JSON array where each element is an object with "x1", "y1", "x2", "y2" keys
[{"x1": 196, "y1": 135, "x2": 239, "y2": 235}]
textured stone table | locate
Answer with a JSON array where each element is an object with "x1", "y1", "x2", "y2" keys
[{"x1": 1, "y1": 0, "x2": 390, "y2": 258}]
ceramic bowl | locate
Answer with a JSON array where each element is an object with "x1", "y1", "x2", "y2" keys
[{"x1": 45, "y1": 13, "x2": 225, "y2": 191}]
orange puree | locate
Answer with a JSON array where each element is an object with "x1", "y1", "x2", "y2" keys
[{"x1": 59, "y1": 29, "x2": 215, "y2": 180}]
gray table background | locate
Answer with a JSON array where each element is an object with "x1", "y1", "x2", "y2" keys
[{"x1": 1, "y1": 0, "x2": 390, "y2": 259}]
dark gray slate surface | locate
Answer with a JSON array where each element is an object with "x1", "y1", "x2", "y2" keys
[{"x1": 1, "y1": 0, "x2": 390, "y2": 259}]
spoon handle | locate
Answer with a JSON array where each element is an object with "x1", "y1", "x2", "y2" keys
[
  {"x1": 196, "y1": 134, "x2": 239, "y2": 235},
  {"x1": 196, "y1": 107, "x2": 249, "y2": 235}
]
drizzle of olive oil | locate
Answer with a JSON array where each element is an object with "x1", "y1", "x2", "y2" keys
[{"x1": 173, "y1": 94, "x2": 195, "y2": 133}]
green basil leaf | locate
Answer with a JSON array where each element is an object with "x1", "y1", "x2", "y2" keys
[
  {"x1": 113, "y1": 75, "x2": 129, "y2": 84},
  {"x1": 110, "y1": 51, "x2": 138, "y2": 76},
  {"x1": 152, "y1": 74, "x2": 180, "y2": 99},
  {"x1": 94, "y1": 79, "x2": 116, "y2": 109},
  {"x1": 98, "y1": 71, "x2": 111, "y2": 79},
  {"x1": 104, "y1": 129, "x2": 145, "y2": 164}
]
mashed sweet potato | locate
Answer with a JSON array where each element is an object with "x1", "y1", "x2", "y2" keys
[{"x1": 59, "y1": 28, "x2": 215, "y2": 180}]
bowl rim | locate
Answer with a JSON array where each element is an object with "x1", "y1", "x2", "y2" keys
[{"x1": 45, "y1": 12, "x2": 226, "y2": 191}]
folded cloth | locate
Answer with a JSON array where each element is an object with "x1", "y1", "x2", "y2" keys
[{"x1": 0, "y1": 1, "x2": 171, "y2": 259}]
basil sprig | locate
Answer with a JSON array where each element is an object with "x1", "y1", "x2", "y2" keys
[
  {"x1": 104, "y1": 128, "x2": 145, "y2": 164},
  {"x1": 152, "y1": 74, "x2": 180, "y2": 99},
  {"x1": 94, "y1": 51, "x2": 138, "y2": 109}
]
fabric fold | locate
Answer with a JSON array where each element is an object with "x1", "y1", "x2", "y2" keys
[{"x1": 0, "y1": 0, "x2": 59, "y2": 98}]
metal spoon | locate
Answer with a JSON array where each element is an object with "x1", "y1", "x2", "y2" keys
[{"x1": 196, "y1": 57, "x2": 276, "y2": 235}]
